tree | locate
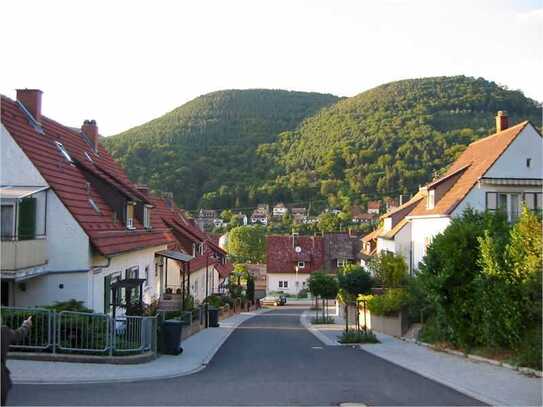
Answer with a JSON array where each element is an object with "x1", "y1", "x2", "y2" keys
[
  {"x1": 226, "y1": 225, "x2": 266, "y2": 263},
  {"x1": 317, "y1": 212, "x2": 341, "y2": 233},
  {"x1": 368, "y1": 251, "x2": 408, "y2": 288},
  {"x1": 220, "y1": 209, "x2": 233, "y2": 223},
  {"x1": 337, "y1": 265, "x2": 374, "y2": 331},
  {"x1": 308, "y1": 272, "x2": 338, "y2": 321}
]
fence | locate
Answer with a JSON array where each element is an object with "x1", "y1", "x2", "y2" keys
[{"x1": 0, "y1": 306, "x2": 158, "y2": 356}]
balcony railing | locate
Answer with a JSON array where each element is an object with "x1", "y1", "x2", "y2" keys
[{"x1": 0, "y1": 237, "x2": 47, "y2": 271}]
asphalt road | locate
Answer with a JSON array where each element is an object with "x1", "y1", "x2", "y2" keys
[{"x1": 8, "y1": 307, "x2": 484, "y2": 406}]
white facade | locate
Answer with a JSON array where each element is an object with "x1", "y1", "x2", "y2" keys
[
  {"x1": 272, "y1": 205, "x2": 288, "y2": 217},
  {"x1": 409, "y1": 216, "x2": 451, "y2": 269},
  {"x1": 1, "y1": 123, "x2": 168, "y2": 310},
  {"x1": 162, "y1": 261, "x2": 220, "y2": 305},
  {"x1": 267, "y1": 273, "x2": 309, "y2": 295}
]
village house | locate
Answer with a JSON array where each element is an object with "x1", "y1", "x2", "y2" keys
[
  {"x1": 0, "y1": 90, "x2": 176, "y2": 310},
  {"x1": 272, "y1": 202, "x2": 288, "y2": 218},
  {"x1": 195, "y1": 208, "x2": 218, "y2": 231},
  {"x1": 291, "y1": 207, "x2": 308, "y2": 224},
  {"x1": 363, "y1": 112, "x2": 542, "y2": 274},
  {"x1": 250, "y1": 207, "x2": 269, "y2": 225},
  {"x1": 149, "y1": 195, "x2": 232, "y2": 306},
  {"x1": 367, "y1": 200, "x2": 381, "y2": 215},
  {"x1": 351, "y1": 205, "x2": 378, "y2": 224},
  {"x1": 266, "y1": 234, "x2": 324, "y2": 295},
  {"x1": 323, "y1": 232, "x2": 362, "y2": 273},
  {"x1": 385, "y1": 197, "x2": 400, "y2": 212}
]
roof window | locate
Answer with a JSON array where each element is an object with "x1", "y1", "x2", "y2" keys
[
  {"x1": 89, "y1": 198, "x2": 100, "y2": 214},
  {"x1": 55, "y1": 142, "x2": 73, "y2": 163},
  {"x1": 84, "y1": 151, "x2": 94, "y2": 163}
]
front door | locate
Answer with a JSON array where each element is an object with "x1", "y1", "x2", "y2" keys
[{"x1": 1, "y1": 280, "x2": 10, "y2": 306}]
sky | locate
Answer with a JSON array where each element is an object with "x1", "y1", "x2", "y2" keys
[{"x1": 1, "y1": 0, "x2": 542, "y2": 136}]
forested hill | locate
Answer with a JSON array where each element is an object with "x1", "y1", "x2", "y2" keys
[
  {"x1": 104, "y1": 77, "x2": 540, "y2": 212},
  {"x1": 254, "y1": 76, "x2": 541, "y2": 211},
  {"x1": 103, "y1": 89, "x2": 339, "y2": 209}
]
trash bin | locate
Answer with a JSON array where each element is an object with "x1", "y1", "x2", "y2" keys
[
  {"x1": 207, "y1": 307, "x2": 219, "y2": 328},
  {"x1": 161, "y1": 319, "x2": 184, "y2": 355}
]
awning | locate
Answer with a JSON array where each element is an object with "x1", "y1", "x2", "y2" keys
[
  {"x1": 0, "y1": 185, "x2": 49, "y2": 199},
  {"x1": 479, "y1": 178, "x2": 543, "y2": 186},
  {"x1": 156, "y1": 250, "x2": 194, "y2": 263}
]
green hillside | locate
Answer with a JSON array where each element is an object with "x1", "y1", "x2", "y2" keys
[
  {"x1": 104, "y1": 77, "x2": 540, "y2": 212},
  {"x1": 103, "y1": 89, "x2": 339, "y2": 209},
  {"x1": 254, "y1": 76, "x2": 541, "y2": 211}
]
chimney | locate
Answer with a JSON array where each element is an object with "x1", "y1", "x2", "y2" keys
[
  {"x1": 81, "y1": 120, "x2": 99, "y2": 151},
  {"x1": 496, "y1": 111, "x2": 509, "y2": 133},
  {"x1": 16, "y1": 89, "x2": 43, "y2": 122},
  {"x1": 136, "y1": 185, "x2": 149, "y2": 195}
]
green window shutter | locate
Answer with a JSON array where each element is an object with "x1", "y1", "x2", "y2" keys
[
  {"x1": 104, "y1": 275, "x2": 112, "y2": 314},
  {"x1": 18, "y1": 198, "x2": 36, "y2": 240}
]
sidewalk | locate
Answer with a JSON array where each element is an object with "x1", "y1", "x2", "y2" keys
[
  {"x1": 8, "y1": 309, "x2": 267, "y2": 385},
  {"x1": 301, "y1": 310, "x2": 543, "y2": 406}
]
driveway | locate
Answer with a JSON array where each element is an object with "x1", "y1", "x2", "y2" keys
[{"x1": 8, "y1": 307, "x2": 483, "y2": 406}]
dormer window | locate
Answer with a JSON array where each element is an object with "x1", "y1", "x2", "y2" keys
[
  {"x1": 427, "y1": 189, "x2": 435, "y2": 209},
  {"x1": 143, "y1": 205, "x2": 152, "y2": 229},
  {"x1": 126, "y1": 201, "x2": 136, "y2": 229}
]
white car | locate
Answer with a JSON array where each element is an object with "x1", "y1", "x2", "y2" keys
[{"x1": 260, "y1": 295, "x2": 287, "y2": 306}]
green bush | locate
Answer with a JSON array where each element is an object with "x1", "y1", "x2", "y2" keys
[
  {"x1": 205, "y1": 295, "x2": 224, "y2": 308},
  {"x1": 514, "y1": 325, "x2": 542, "y2": 370},
  {"x1": 368, "y1": 251, "x2": 408, "y2": 288},
  {"x1": 311, "y1": 316, "x2": 335, "y2": 324},
  {"x1": 338, "y1": 329, "x2": 379, "y2": 344},
  {"x1": 43, "y1": 299, "x2": 93, "y2": 313},
  {"x1": 367, "y1": 288, "x2": 408, "y2": 316}
]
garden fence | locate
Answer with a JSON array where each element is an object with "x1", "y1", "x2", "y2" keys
[{"x1": 0, "y1": 306, "x2": 158, "y2": 356}]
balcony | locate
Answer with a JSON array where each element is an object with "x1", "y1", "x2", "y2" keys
[{"x1": 1, "y1": 238, "x2": 48, "y2": 271}]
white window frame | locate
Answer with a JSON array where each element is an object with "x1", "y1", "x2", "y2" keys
[
  {"x1": 278, "y1": 281, "x2": 283, "y2": 288},
  {"x1": 126, "y1": 202, "x2": 136, "y2": 230},
  {"x1": 55, "y1": 141, "x2": 73, "y2": 163},
  {"x1": 283, "y1": 280, "x2": 288, "y2": 288},
  {"x1": 297, "y1": 261, "x2": 305, "y2": 269},
  {"x1": 337, "y1": 259, "x2": 348, "y2": 268},
  {"x1": 1, "y1": 202, "x2": 16, "y2": 239},
  {"x1": 143, "y1": 205, "x2": 152, "y2": 229}
]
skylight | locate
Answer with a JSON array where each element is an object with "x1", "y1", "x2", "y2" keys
[
  {"x1": 84, "y1": 151, "x2": 94, "y2": 162},
  {"x1": 55, "y1": 141, "x2": 73, "y2": 163},
  {"x1": 89, "y1": 198, "x2": 101, "y2": 214}
]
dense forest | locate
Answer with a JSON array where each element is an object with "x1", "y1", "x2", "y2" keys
[
  {"x1": 104, "y1": 77, "x2": 541, "y2": 213},
  {"x1": 103, "y1": 89, "x2": 339, "y2": 209}
]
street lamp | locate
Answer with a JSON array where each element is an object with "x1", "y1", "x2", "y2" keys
[{"x1": 295, "y1": 266, "x2": 299, "y2": 295}]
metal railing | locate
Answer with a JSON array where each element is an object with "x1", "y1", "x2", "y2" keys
[{"x1": 0, "y1": 306, "x2": 158, "y2": 356}]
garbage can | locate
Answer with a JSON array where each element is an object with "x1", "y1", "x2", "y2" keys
[
  {"x1": 207, "y1": 307, "x2": 219, "y2": 328},
  {"x1": 161, "y1": 319, "x2": 184, "y2": 355}
]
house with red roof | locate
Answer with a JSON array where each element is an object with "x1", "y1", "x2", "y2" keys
[
  {"x1": 266, "y1": 234, "x2": 324, "y2": 295},
  {"x1": 367, "y1": 200, "x2": 381, "y2": 215},
  {"x1": 363, "y1": 112, "x2": 542, "y2": 274},
  {"x1": 1, "y1": 89, "x2": 232, "y2": 312},
  {"x1": 148, "y1": 194, "x2": 232, "y2": 306}
]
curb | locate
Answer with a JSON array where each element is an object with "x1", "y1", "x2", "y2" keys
[
  {"x1": 299, "y1": 311, "x2": 338, "y2": 346},
  {"x1": 12, "y1": 309, "x2": 269, "y2": 385},
  {"x1": 399, "y1": 336, "x2": 543, "y2": 378}
]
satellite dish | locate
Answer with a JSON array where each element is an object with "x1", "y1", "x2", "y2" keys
[{"x1": 295, "y1": 246, "x2": 302, "y2": 253}]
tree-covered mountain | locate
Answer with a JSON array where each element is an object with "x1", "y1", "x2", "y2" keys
[
  {"x1": 103, "y1": 89, "x2": 339, "y2": 209},
  {"x1": 254, "y1": 76, "x2": 541, "y2": 211},
  {"x1": 104, "y1": 77, "x2": 540, "y2": 213}
]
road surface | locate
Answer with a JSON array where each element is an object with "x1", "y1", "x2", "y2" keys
[{"x1": 9, "y1": 307, "x2": 483, "y2": 406}]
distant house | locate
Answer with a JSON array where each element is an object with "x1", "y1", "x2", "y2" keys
[
  {"x1": 363, "y1": 112, "x2": 542, "y2": 274},
  {"x1": 385, "y1": 197, "x2": 400, "y2": 212},
  {"x1": 266, "y1": 234, "x2": 324, "y2": 295},
  {"x1": 257, "y1": 203, "x2": 270, "y2": 215},
  {"x1": 246, "y1": 263, "x2": 267, "y2": 299},
  {"x1": 235, "y1": 212, "x2": 248, "y2": 225},
  {"x1": 195, "y1": 208, "x2": 218, "y2": 231},
  {"x1": 351, "y1": 206, "x2": 377, "y2": 223},
  {"x1": 291, "y1": 207, "x2": 308, "y2": 224},
  {"x1": 272, "y1": 202, "x2": 288, "y2": 218},
  {"x1": 251, "y1": 207, "x2": 269, "y2": 225},
  {"x1": 367, "y1": 201, "x2": 381, "y2": 215},
  {"x1": 323, "y1": 233, "x2": 362, "y2": 273},
  {"x1": 360, "y1": 228, "x2": 381, "y2": 269}
]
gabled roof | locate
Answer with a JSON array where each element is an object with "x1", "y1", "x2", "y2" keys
[
  {"x1": 410, "y1": 121, "x2": 531, "y2": 217},
  {"x1": 362, "y1": 227, "x2": 382, "y2": 242},
  {"x1": 367, "y1": 200, "x2": 380, "y2": 210},
  {"x1": 266, "y1": 235, "x2": 324, "y2": 274},
  {"x1": 1, "y1": 94, "x2": 174, "y2": 256}
]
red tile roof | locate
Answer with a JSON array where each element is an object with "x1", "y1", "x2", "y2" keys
[
  {"x1": 410, "y1": 121, "x2": 531, "y2": 217},
  {"x1": 266, "y1": 235, "x2": 324, "y2": 274},
  {"x1": 367, "y1": 201, "x2": 380, "y2": 210},
  {"x1": 1, "y1": 94, "x2": 174, "y2": 256}
]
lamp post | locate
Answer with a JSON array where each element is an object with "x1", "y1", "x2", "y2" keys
[{"x1": 295, "y1": 266, "x2": 299, "y2": 295}]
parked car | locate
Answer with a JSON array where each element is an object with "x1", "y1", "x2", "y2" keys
[{"x1": 261, "y1": 295, "x2": 287, "y2": 306}]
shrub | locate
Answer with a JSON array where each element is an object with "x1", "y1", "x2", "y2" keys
[
  {"x1": 368, "y1": 251, "x2": 408, "y2": 288},
  {"x1": 338, "y1": 329, "x2": 379, "y2": 344},
  {"x1": 367, "y1": 288, "x2": 408, "y2": 316},
  {"x1": 297, "y1": 288, "x2": 309, "y2": 298},
  {"x1": 43, "y1": 299, "x2": 93, "y2": 313},
  {"x1": 205, "y1": 295, "x2": 224, "y2": 308},
  {"x1": 311, "y1": 316, "x2": 335, "y2": 324}
]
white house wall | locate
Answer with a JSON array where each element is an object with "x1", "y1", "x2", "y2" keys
[
  {"x1": 267, "y1": 273, "x2": 309, "y2": 295},
  {"x1": 189, "y1": 266, "x2": 220, "y2": 304},
  {"x1": 90, "y1": 245, "x2": 167, "y2": 313},
  {"x1": 46, "y1": 190, "x2": 90, "y2": 272},
  {"x1": 0, "y1": 124, "x2": 47, "y2": 186},
  {"x1": 410, "y1": 216, "x2": 451, "y2": 270},
  {"x1": 484, "y1": 125, "x2": 542, "y2": 179},
  {"x1": 13, "y1": 271, "x2": 88, "y2": 307}
]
